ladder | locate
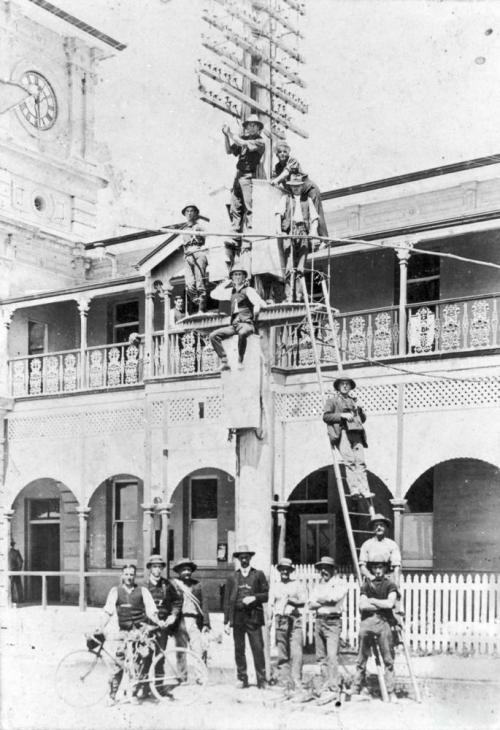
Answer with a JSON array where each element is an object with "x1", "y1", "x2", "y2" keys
[{"x1": 299, "y1": 274, "x2": 421, "y2": 703}]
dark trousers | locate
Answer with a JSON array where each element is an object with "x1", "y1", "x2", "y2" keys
[
  {"x1": 209, "y1": 321, "x2": 255, "y2": 363},
  {"x1": 10, "y1": 576, "x2": 23, "y2": 603},
  {"x1": 354, "y1": 615, "x2": 395, "y2": 693},
  {"x1": 275, "y1": 615, "x2": 303, "y2": 689},
  {"x1": 230, "y1": 174, "x2": 254, "y2": 236},
  {"x1": 185, "y1": 251, "x2": 208, "y2": 306},
  {"x1": 232, "y1": 617, "x2": 266, "y2": 686}
]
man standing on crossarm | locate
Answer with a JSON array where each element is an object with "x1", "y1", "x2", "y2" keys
[
  {"x1": 353, "y1": 561, "x2": 400, "y2": 702},
  {"x1": 222, "y1": 116, "x2": 265, "y2": 270},
  {"x1": 179, "y1": 204, "x2": 209, "y2": 314},
  {"x1": 223, "y1": 545, "x2": 269, "y2": 689}
]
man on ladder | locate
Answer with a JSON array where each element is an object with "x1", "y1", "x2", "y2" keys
[{"x1": 322, "y1": 373, "x2": 375, "y2": 517}]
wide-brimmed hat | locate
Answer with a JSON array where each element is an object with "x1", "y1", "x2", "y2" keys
[
  {"x1": 333, "y1": 374, "x2": 356, "y2": 391},
  {"x1": 181, "y1": 204, "x2": 200, "y2": 217},
  {"x1": 173, "y1": 557, "x2": 198, "y2": 573},
  {"x1": 369, "y1": 513, "x2": 392, "y2": 527},
  {"x1": 233, "y1": 544, "x2": 255, "y2": 558},
  {"x1": 315, "y1": 556, "x2": 337, "y2": 571},
  {"x1": 242, "y1": 114, "x2": 263, "y2": 130},
  {"x1": 229, "y1": 266, "x2": 248, "y2": 278},
  {"x1": 146, "y1": 554, "x2": 166, "y2": 569},
  {"x1": 277, "y1": 557, "x2": 294, "y2": 571}
]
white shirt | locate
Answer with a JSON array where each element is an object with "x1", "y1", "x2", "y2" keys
[
  {"x1": 270, "y1": 578, "x2": 306, "y2": 616},
  {"x1": 276, "y1": 194, "x2": 319, "y2": 225},
  {"x1": 309, "y1": 576, "x2": 348, "y2": 615},
  {"x1": 103, "y1": 584, "x2": 159, "y2": 621}
]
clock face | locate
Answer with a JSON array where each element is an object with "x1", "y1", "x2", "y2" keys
[{"x1": 18, "y1": 71, "x2": 57, "y2": 130}]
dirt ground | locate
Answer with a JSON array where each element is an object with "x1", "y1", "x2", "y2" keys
[{"x1": 1, "y1": 606, "x2": 499, "y2": 730}]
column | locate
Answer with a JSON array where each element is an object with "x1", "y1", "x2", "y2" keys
[
  {"x1": 77, "y1": 297, "x2": 91, "y2": 389},
  {"x1": 3, "y1": 509, "x2": 15, "y2": 607},
  {"x1": 144, "y1": 275, "x2": 154, "y2": 378},
  {"x1": 77, "y1": 508, "x2": 90, "y2": 611},
  {"x1": 0, "y1": 307, "x2": 14, "y2": 396},
  {"x1": 157, "y1": 502, "x2": 173, "y2": 568},
  {"x1": 274, "y1": 502, "x2": 289, "y2": 562},
  {"x1": 395, "y1": 243, "x2": 413, "y2": 356},
  {"x1": 390, "y1": 498, "x2": 407, "y2": 547},
  {"x1": 141, "y1": 503, "x2": 155, "y2": 567}
]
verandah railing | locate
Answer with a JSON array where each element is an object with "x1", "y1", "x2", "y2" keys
[{"x1": 270, "y1": 567, "x2": 499, "y2": 654}]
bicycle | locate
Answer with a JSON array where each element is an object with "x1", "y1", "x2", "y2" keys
[{"x1": 55, "y1": 625, "x2": 208, "y2": 708}]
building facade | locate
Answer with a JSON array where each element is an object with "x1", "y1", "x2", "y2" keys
[{"x1": 1, "y1": 6, "x2": 499, "y2": 612}]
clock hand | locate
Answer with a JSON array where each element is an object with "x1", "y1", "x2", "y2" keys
[{"x1": 34, "y1": 95, "x2": 41, "y2": 129}]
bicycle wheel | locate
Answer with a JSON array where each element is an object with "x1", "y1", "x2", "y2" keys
[
  {"x1": 55, "y1": 650, "x2": 111, "y2": 708},
  {"x1": 149, "y1": 647, "x2": 208, "y2": 704}
]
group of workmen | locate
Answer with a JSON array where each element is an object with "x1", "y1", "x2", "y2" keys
[
  {"x1": 165, "y1": 116, "x2": 329, "y2": 372},
  {"x1": 98, "y1": 514, "x2": 402, "y2": 706}
]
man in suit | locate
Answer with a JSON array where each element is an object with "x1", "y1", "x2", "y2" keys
[
  {"x1": 223, "y1": 545, "x2": 269, "y2": 689},
  {"x1": 323, "y1": 374, "x2": 375, "y2": 514}
]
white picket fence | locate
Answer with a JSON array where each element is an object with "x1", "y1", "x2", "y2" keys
[{"x1": 269, "y1": 567, "x2": 500, "y2": 655}]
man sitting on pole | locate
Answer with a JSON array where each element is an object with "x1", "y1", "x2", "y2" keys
[
  {"x1": 222, "y1": 115, "x2": 266, "y2": 271},
  {"x1": 323, "y1": 374, "x2": 375, "y2": 513},
  {"x1": 353, "y1": 561, "x2": 399, "y2": 703},
  {"x1": 209, "y1": 266, "x2": 266, "y2": 371}
]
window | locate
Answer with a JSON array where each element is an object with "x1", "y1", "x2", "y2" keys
[
  {"x1": 112, "y1": 480, "x2": 138, "y2": 563},
  {"x1": 29, "y1": 498, "x2": 60, "y2": 521},
  {"x1": 191, "y1": 478, "x2": 218, "y2": 519},
  {"x1": 394, "y1": 253, "x2": 440, "y2": 305},
  {"x1": 113, "y1": 300, "x2": 139, "y2": 343},
  {"x1": 28, "y1": 321, "x2": 48, "y2": 355}
]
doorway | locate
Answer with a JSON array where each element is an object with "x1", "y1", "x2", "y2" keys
[
  {"x1": 300, "y1": 514, "x2": 335, "y2": 564},
  {"x1": 28, "y1": 499, "x2": 61, "y2": 602}
]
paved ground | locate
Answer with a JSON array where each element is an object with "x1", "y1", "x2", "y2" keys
[{"x1": 1, "y1": 606, "x2": 499, "y2": 730}]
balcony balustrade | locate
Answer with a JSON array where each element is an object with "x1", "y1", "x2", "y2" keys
[{"x1": 7, "y1": 293, "x2": 499, "y2": 396}]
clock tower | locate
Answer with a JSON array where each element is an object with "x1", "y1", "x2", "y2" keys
[{"x1": 0, "y1": 0, "x2": 125, "y2": 297}]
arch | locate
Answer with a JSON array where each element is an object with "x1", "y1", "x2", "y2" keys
[
  {"x1": 10, "y1": 477, "x2": 80, "y2": 605},
  {"x1": 169, "y1": 466, "x2": 235, "y2": 572},
  {"x1": 403, "y1": 457, "x2": 500, "y2": 573}
]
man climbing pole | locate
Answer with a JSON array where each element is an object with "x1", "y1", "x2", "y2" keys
[
  {"x1": 275, "y1": 172, "x2": 319, "y2": 302},
  {"x1": 179, "y1": 204, "x2": 209, "y2": 313},
  {"x1": 209, "y1": 266, "x2": 266, "y2": 371},
  {"x1": 222, "y1": 115, "x2": 266, "y2": 271},
  {"x1": 322, "y1": 374, "x2": 375, "y2": 514}
]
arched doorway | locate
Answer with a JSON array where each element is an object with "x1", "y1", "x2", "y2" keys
[
  {"x1": 404, "y1": 458, "x2": 500, "y2": 572},
  {"x1": 11, "y1": 478, "x2": 79, "y2": 604},
  {"x1": 169, "y1": 467, "x2": 235, "y2": 610},
  {"x1": 283, "y1": 465, "x2": 393, "y2": 568}
]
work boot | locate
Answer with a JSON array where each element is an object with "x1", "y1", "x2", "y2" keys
[{"x1": 236, "y1": 679, "x2": 249, "y2": 689}]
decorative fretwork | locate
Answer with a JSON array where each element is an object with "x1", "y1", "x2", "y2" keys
[
  {"x1": 204, "y1": 394, "x2": 223, "y2": 420},
  {"x1": 168, "y1": 397, "x2": 196, "y2": 423},
  {"x1": 12, "y1": 361, "x2": 27, "y2": 397},
  {"x1": 63, "y1": 354, "x2": 78, "y2": 392},
  {"x1": 150, "y1": 401, "x2": 164, "y2": 427},
  {"x1": 84, "y1": 407, "x2": 145, "y2": 434},
  {"x1": 179, "y1": 332, "x2": 197, "y2": 374},
  {"x1": 107, "y1": 347, "x2": 122, "y2": 387},
  {"x1": 404, "y1": 377, "x2": 500, "y2": 411},
  {"x1": 124, "y1": 344, "x2": 140, "y2": 385},
  {"x1": 44, "y1": 356, "x2": 59, "y2": 394},
  {"x1": 373, "y1": 312, "x2": 394, "y2": 358},
  {"x1": 469, "y1": 300, "x2": 491, "y2": 348},
  {"x1": 8, "y1": 413, "x2": 82, "y2": 440},
  {"x1": 407, "y1": 307, "x2": 436, "y2": 353},
  {"x1": 438, "y1": 303, "x2": 461, "y2": 351},
  {"x1": 347, "y1": 315, "x2": 367, "y2": 361},
  {"x1": 29, "y1": 358, "x2": 42, "y2": 395},
  {"x1": 88, "y1": 350, "x2": 104, "y2": 389}
]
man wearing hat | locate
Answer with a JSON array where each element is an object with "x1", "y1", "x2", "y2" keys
[
  {"x1": 323, "y1": 376, "x2": 374, "y2": 509},
  {"x1": 359, "y1": 514, "x2": 402, "y2": 585},
  {"x1": 222, "y1": 116, "x2": 266, "y2": 268},
  {"x1": 179, "y1": 204, "x2": 209, "y2": 314},
  {"x1": 353, "y1": 560, "x2": 400, "y2": 702},
  {"x1": 223, "y1": 545, "x2": 269, "y2": 689},
  {"x1": 269, "y1": 558, "x2": 306, "y2": 695},
  {"x1": 275, "y1": 172, "x2": 319, "y2": 302},
  {"x1": 171, "y1": 558, "x2": 210, "y2": 661},
  {"x1": 306, "y1": 557, "x2": 348, "y2": 704},
  {"x1": 209, "y1": 267, "x2": 266, "y2": 371}
]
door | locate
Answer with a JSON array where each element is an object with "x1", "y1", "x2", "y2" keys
[
  {"x1": 300, "y1": 513, "x2": 335, "y2": 564},
  {"x1": 30, "y1": 523, "x2": 60, "y2": 602}
]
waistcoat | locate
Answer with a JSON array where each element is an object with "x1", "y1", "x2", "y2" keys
[{"x1": 116, "y1": 585, "x2": 146, "y2": 630}]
